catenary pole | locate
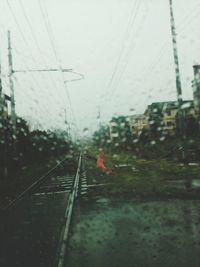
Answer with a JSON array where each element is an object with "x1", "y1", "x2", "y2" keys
[
  {"x1": 0, "y1": 60, "x2": 8, "y2": 177},
  {"x1": 0, "y1": 60, "x2": 4, "y2": 177},
  {"x1": 7, "y1": 31, "x2": 72, "y2": 155},
  {"x1": 0, "y1": 59, "x2": 3, "y2": 121},
  {"x1": 8, "y1": 30, "x2": 17, "y2": 155},
  {"x1": 169, "y1": 0, "x2": 186, "y2": 162},
  {"x1": 64, "y1": 108, "x2": 70, "y2": 139}
]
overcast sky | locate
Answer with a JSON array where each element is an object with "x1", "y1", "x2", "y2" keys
[{"x1": 0, "y1": 0, "x2": 200, "y2": 137}]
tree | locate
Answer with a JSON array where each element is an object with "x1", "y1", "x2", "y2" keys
[
  {"x1": 93, "y1": 125, "x2": 110, "y2": 148},
  {"x1": 110, "y1": 116, "x2": 133, "y2": 150}
]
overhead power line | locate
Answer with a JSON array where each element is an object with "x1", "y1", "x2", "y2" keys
[
  {"x1": 18, "y1": 0, "x2": 68, "y2": 97},
  {"x1": 14, "y1": 68, "x2": 72, "y2": 73},
  {"x1": 101, "y1": 0, "x2": 143, "y2": 111},
  {"x1": 103, "y1": 0, "x2": 200, "y2": 115},
  {"x1": 109, "y1": 1, "x2": 145, "y2": 97},
  {"x1": 38, "y1": 0, "x2": 80, "y2": 137},
  {"x1": 38, "y1": 0, "x2": 61, "y2": 65},
  {"x1": 6, "y1": 0, "x2": 60, "y2": 100},
  {"x1": 106, "y1": 0, "x2": 139, "y2": 91},
  {"x1": 6, "y1": 0, "x2": 45, "y2": 74},
  {"x1": 6, "y1": 0, "x2": 74, "y2": 130},
  {"x1": 141, "y1": 2, "x2": 200, "y2": 81}
]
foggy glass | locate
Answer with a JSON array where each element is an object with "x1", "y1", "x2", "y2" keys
[{"x1": 0, "y1": 0, "x2": 200, "y2": 267}]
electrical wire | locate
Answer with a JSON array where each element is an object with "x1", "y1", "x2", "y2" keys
[
  {"x1": 38, "y1": 0, "x2": 80, "y2": 138},
  {"x1": 101, "y1": 0, "x2": 142, "y2": 110},
  {"x1": 102, "y1": 0, "x2": 200, "y2": 116},
  {"x1": 6, "y1": 0, "x2": 49, "y2": 81},
  {"x1": 108, "y1": 1, "x2": 145, "y2": 98},
  {"x1": 6, "y1": 0, "x2": 75, "y2": 132},
  {"x1": 18, "y1": 0, "x2": 65, "y2": 99},
  {"x1": 0, "y1": 15, "x2": 63, "y2": 131},
  {"x1": 6, "y1": 0, "x2": 64, "y2": 112},
  {"x1": 106, "y1": 0, "x2": 139, "y2": 91},
  {"x1": 140, "y1": 2, "x2": 200, "y2": 82}
]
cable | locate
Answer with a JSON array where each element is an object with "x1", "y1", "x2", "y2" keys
[
  {"x1": 106, "y1": 0, "x2": 139, "y2": 91},
  {"x1": 137, "y1": 3, "x2": 200, "y2": 110},
  {"x1": 38, "y1": 0, "x2": 60, "y2": 64},
  {"x1": 107, "y1": 0, "x2": 200, "y2": 112},
  {"x1": 12, "y1": 44, "x2": 64, "y2": 110},
  {"x1": 101, "y1": 0, "x2": 142, "y2": 110},
  {"x1": 2, "y1": 9, "x2": 63, "y2": 129},
  {"x1": 18, "y1": 0, "x2": 64, "y2": 98},
  {"x1": 6, "y1": 0, "x2": 46, "y2": 76},
  {"x1": 6, "y1": 0, "x2": 74, "y2": 131},
  {"x1": 108, "y1": 0, "x2": 144, "y2": 98},
  {"x1": 63, "y1": 71, "x2": 85, "y2": 134},
  {"x1": 38, "y1": 0, "x2": 80, "y2": 138},
  {"x1": 140, "y1": 2, "x2": 200, "y2": 81},
  {"x1": 6, "y1": 0, "x2": 62, "y2": 109}
]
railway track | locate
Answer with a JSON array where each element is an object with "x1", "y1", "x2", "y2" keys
[{"x1": 0, "y1": 152, "x2": 85, "y2": 267}]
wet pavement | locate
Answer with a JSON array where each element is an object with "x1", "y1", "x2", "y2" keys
[
  {"x1": 66, "y1": 197, "x2": 200, "y2": 267},
  {"x1": 0, "y1": 175, "x2": 74, "y2": 267}
]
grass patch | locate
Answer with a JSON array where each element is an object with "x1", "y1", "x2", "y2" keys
[{"x1": 85, "y1": 148, "x2": 200, "y2": 199}]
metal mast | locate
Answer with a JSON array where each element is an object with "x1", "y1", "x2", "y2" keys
[
  {"x1": 169, "y1": 0, "x2": 183, "y2": 104},
  {"x1": 169, "y1": 0, "x2": 185, "y2": 161},
  {"x1": 0, "y1": 59, "x2": 8, "y2": 177},
  {"x1": 8, "y1": 30, "x2": 17, "y2": 153},
  {"x1": 0, "y1": 59, "x2": 3, "y2": 121}
]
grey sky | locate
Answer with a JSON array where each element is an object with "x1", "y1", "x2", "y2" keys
[{"x1": 0, "y1": 0, "x2": 200, "y2": 137}]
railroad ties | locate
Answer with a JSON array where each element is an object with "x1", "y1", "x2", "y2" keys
[
  {"x1": 0, "y1": 153, "x2": 85, "y2": 267},
  {"x1": 80, "y1": 157, "x2": 88, "y2": 199},
  {"x1": 33, "y1": 175, "x2": 74, "y2": 196}
]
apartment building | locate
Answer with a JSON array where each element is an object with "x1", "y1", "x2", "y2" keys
[{"x1": 129, "y1": 114, "x2": 148, "y2": 137}]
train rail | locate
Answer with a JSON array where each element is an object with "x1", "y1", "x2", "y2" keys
[
  {"x1": 56, "y1": 152, "x2": 82, "y2": 267},
  {"x1": 1, "y1": 156, "x2": 73, "y2": 211},
  {"x1": 0, "y1": 152, "x2": 84, "y2": 267}
]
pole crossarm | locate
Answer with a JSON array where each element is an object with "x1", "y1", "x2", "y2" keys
[
  {"x1": 64, "y1": 71, "x2": 84, "y2": 83},
  {"x1": 13, "y1": 68, "x2": 73, "y2": 73}
]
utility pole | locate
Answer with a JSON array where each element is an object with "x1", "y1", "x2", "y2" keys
[
  {"x1": 0, "y1": 59, "x2": 3, "y2": 121},
  {"x1": 8, "y1": 30, "x2": 17, "y2": 155},
  {"x1": 97, "y1": 105, "x2": 101, "y2": 129},
  {"x1": 64, "y1": 71, "x2": 84, "y2": 141},
  {"x1": 64, "y1": 108, "x2": 70, "y2": 139},
  {"x1": 169, "y1": 0, "x2": 186, "y2": 162},
  {"x1": 64, "y1": 108, "x2": 67, "y2": 125},
  {"x1": 6, "y1": 30, "x2": 79, "y2": 156},
  {"x1": 0, "y1": 60, "x2": 4, "y2": 177},
  {"x1": 7, "y1": 31, "x2": 73, "y2": 155},
  {"x1": 0, "y1": 60, "x2": 8, "y2": 178}
]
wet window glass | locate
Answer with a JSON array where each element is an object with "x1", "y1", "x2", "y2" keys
[{"x1": 0, "y1": 0, "x2": 200, "y2": 267}]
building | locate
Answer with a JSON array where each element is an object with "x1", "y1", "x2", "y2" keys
[
  {"x1": 144, "y1": 100, "x2": 196, "y2": 135},
  {"x1": 162, "y1": 101, "x2": 180, "y2": 135},
  {"x1": 129, "y1": 114, "x2": 148, "y2": 137}
]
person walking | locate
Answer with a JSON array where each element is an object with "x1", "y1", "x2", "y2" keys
[{"x1": 96, "y1": 153, "x2": 106, "y2": 172}]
